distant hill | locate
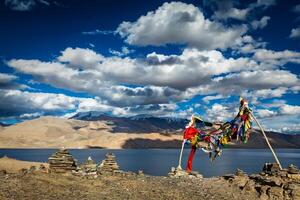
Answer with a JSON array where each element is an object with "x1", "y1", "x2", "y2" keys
[
  {"x1": 229, "y1": 129, "x2": 300, "y2": 149},
  {"x1": 0, "y1": 116, "x2": 182, "y2": 148},
  {"x1": 0, "y1": 114, "x2": 299, "y2": 149},
  {"x1": 70, "y1": 112, "x2": 189, "y2": 133},
  {"x1": 0, "y1": 122, "x2": 10, "y2": 131}
]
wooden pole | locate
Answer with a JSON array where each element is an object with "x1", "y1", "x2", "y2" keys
[
  {"x1": 177, "y1": 139, "x2": 186, "y2": 170},
  {"x1": 250, "y1": 112, "x2": 283, "y2": 170}
]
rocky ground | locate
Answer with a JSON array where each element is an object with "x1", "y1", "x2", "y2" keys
[
  {"x1": 0, "y1": 171, "x2": 256, "y2": 200},
  {"x1": 0, "y1": 151, "x2": 299, "y2": 200},
  {"x1": 0, "y1": 164, "x2": 299, "y2": 200}
]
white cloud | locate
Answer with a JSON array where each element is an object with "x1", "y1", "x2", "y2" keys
[
  {"x1": 4, "y1": 0, "x2": 50, "y2": 11},
  {"x1": 20, "y1": 112, "x2": 44, "y2": 119},
  {"x1": 292, "y1": 4, "x2": 300, "y2": 13},
  {"x1": 0, "y1": 72, "x2": 28, "y2": 90},
  {"x1": 7, "y1": 46, "x2": 300, "y2": 108},
  {"x1": 0, "y1": 89, "x2": 130, "y2": 118},
  {"x1": 82, "y1": 29, "x2": 114, "y2": 35},
  {"x1": 4, "y1": 0, "x2": 36, "y2": 11},
  {"x1": 109, "y1": 46, "x2": 135, "y2": 56},
  {"x1": 233, "y1": 35, "x2": 267, "y2": 54},
  {"x1": 207, "y1": 70, "x2": 298, "y2": 94},
  {"x1": 244, "y1": 87, "x2": 288, "y2": 101},
  {"x1": 279, "y1": 104, "x2": 300, "y2": 115},
  {"x1": 256, "y1": 109, "x2": 277, "y2": 118},
  {"x1": 213, "y1": 7, "x2": 249, "y2": 21},
  {"x1": 58, "y1": 47, "x2": 104, "y2": 68},
  {"x1": 0, "y1": 73, "x2": 17, "y2": 83},
  {"x1": 202, "y1": 94, "x2": 226, "y2": 104},
  {"x1": 116, "y1": 2, "x2": 247, "y2": 50},
  {"x1": 251, "y1": 16, "x2": 270, "y2": 30},
  {"x1": 249, "y1": 0, "x2": 276, "y2": 9},
  {"x1": 206, "y1": 103, "x2": 235, "y2": 122},
  {"x1": 289, "y1": 27, "x2": 300, "y2": 39},
  {"x1": 253, "y1": 49, "x2": 300, "y2": 65}
]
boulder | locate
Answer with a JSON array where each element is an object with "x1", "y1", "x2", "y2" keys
[{"x1": 263, "y1": 163, "x2": 280, "y2": 175}]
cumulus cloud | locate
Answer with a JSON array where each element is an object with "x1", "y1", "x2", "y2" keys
[
  {"x1": 292, "y1": 4, "x2": 300, "y2": 13},
  {"x1": 253, "y1": 49, "x2": 300, "y2": 65},
  {"x1": 206, "y1": 0, "x2": 275, "y2": 22},
  {"x1": 116, "y1": 2, "x2": 247, "y2": 50},
  {"x1": 202, "y1": 94, "x2": 226, "y2": 104},
  {"x1": 201, "y1": 70, "x2": 299, "y2": 96},
  {"x1": 7, "y1": 47, "x2": 263, "y2": 103},
  {"x1": 4, "y1": 0, "x2": 49, "y2": 11},
  {"x1": 289, "y1": 27, "x2": 300, "y2": 39},
  {"x1": 109, "y1": 46, "x2": 135, "y2": 57},
  {"x1": 0, "y1": 89, "x2": 134, "y2": 118},
  {"x1": 213, "y1": 7, "x2": 249, "y2": 21},
  {"x1": 279, "y1": 104, "x2": 300, "y2": 115},
  {"x1": 249, "y1": 0, "x2": 276, "y2": 10},
  {"x1": 233, "y1": 35, "x2": 267, "y2": 54},
  {"x1": 58, "y1": 47, "x2": 104, "y2": 69},
  {"x1": 6, "y1": 46, "x2": 300, "y2": 109},
  {"x1": 251, "y1": 16, "x2": 270, "y2": 30},
  {"x1": 0, "y1": 89, "x2": 79, "y2": 117},
  {"x1": 206, "y1": 103, "x2": 235, "y2": 122},
  {"x1": 0, "y1": 73, "x2": 28, "y2": 90},
  {"x1": 4, "y1": 0, "x2": 36, "y2": 11},
  {"x1": 256, "y1": 109, "x2": 277, "y2": 118}
]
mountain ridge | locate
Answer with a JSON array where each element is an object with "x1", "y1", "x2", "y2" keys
[{"x1": 0, "y1": 115, "x2": 299, "y2": 149}]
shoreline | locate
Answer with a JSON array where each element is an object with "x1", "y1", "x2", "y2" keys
[{"x1": 0, "y1": 147, "x2": 299, "y2": 149}]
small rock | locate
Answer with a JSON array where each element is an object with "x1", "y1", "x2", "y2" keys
[
  {"x1": 288, "y1": 164, "x2": 299, "y2": 174},
  {"x1": 267, "y1": 187, "x2": 283, "y2": 200},
  {"x1": 138, "y1": 170, "x2": 144, "y2": 176},
  {"x1": 18, "y1": 168, "x2": 28, "y2": 175},
  {"x1": 284, "y1": 183, "x2": 300, "y2": 200},
  {"x1": 28, "y1": 165, "x2": 36, "y2": 173},
  {"x1": 0, "y1": 169, "x2": 7, "y2": 176},
  {"x1": 243, "y1": 180, "x2": 256, "y2": 192},
  {"x1": 235, "y1": 168, "x2": 246, "y2": 176},
  {"x1": 263, "y1": 163, "x2": 280, "y2": 175}
]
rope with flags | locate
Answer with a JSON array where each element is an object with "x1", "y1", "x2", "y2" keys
[{"x1": 177, "y1": 97, "x2": 282, "y2": 171}]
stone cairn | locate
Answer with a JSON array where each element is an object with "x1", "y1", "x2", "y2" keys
[
  {"x1": 48, "y1": 149, "x2": 77, "y2": 173},
  {"x1": 168, "y1": 167, "x2": 203, "y2": 179},
  {"x1": 78, "y1": 156, "x2": 97, "y2": 176},
  {"x1": 97, "y1": 153, "x2": 121, "y2": 175}
]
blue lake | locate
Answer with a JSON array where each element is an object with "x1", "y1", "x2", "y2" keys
[{"x1": 0, "y1": 149, "x2": 299, "y2": 177}]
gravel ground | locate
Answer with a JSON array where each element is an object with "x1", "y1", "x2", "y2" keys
[{"x1": 0, "y1": 172, "x2": 258, "y2": 200}]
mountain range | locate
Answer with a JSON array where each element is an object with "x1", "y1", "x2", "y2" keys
[{"x1": 0, "y1": 111, "x2": 299, "y2": 149}]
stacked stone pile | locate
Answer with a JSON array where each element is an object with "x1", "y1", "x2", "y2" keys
[
  {"x1": 223, "y1": 163, "x2": 300, "y2": 200},
  {"x1": 168, "y1": 167, "x2": 203, "y2": 179},
  {"x1": 79, "y1": 156, "x2": 97, "y2": 176},
  {"x1": 48, "y1": 149, "x2": 77, "y2": 173},
  {"x1": 97, "y1": 153, "x2": 120, "y2": 174}
]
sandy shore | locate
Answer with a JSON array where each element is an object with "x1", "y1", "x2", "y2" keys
[{"x1": 0, "y1": 156, "x2": 48, "y2": 173}]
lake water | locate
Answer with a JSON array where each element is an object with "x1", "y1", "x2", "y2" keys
[{"x1": 0, "y1": 148, "x2": 299, "y2": 177}]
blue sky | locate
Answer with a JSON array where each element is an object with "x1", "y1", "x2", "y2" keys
[{"x1": 0, "y1": 0, "x2": 300, "y2": 133}]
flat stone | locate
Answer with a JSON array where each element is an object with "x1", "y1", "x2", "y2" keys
[
  {"x1": 235, "y1": 168, "x2": 247, "y2": 176},
  {"x1": 288, "y1": 164, "x2": 299, "y2": 174},
  {"x1": 267, "y1": 187, "x2": 283, "y2": 200}
]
